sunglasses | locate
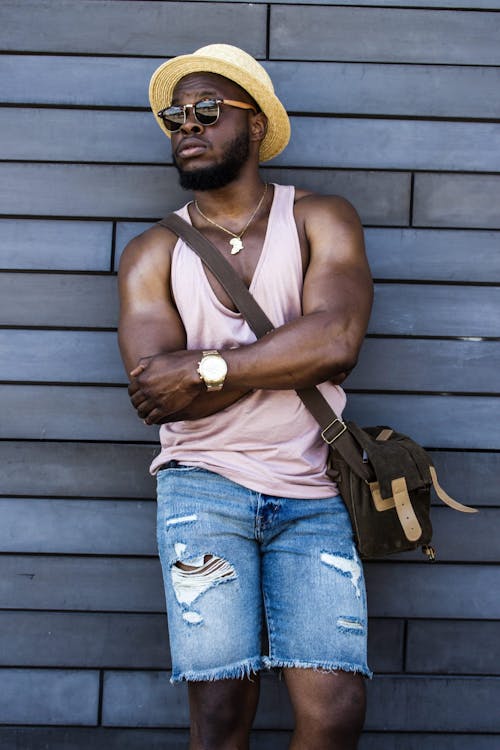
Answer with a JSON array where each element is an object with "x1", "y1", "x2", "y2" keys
[{"x1": 156, "y1": 98, "x2": 257, "y2": 132}]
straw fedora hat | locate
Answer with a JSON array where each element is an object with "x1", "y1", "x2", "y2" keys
[{"x1": 149, "y1": 44, "x2": 290, "y2": 162}]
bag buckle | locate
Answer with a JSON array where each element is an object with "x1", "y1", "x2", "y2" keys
[{"x1": 321, "y1": 418, "x2": 347, "y2": 444}]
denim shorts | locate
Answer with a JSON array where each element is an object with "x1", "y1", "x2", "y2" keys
[{"x1": 156, "y1": 465, "x2": 372, "y2": 683}]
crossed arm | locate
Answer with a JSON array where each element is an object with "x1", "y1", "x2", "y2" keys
[{"x1": 117, "y1": 194, "x2": 373, "y2": 425}]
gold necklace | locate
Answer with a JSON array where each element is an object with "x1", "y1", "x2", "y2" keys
[{"x1": 194, "y1": 183, "x2": 268, "y2": 255}]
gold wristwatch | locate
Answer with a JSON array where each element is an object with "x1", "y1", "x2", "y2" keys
[{"x1": 197, "y1": 350, "x2": 228, "y2": 391}]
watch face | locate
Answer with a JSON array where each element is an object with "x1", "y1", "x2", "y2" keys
[{"x1": 200, "y1": 354, "x2": 227, "y2": 384}]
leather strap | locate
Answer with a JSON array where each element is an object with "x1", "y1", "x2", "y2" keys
[
  {"x1": 369, "y1": 481, "x2": 395, "y2": 512},
  {"x1": 159, "y1": 214, "x2": 274, "y2": 338},
  {"x1": 429, "y1": 466, "x2": 477, "y2": 514},
  {"x1": 376, "y1": 428, "x2": 394, "y2": 441},
  {"x1": 392, "y1": 476, "x2": 423, "y2": 542},
  {"x1": 159, "y1": 212, "x2": 370, "y2": 479}
]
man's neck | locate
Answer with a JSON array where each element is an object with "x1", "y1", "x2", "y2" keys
[{"x1": 192, "y1": 171, "x2": 266, "y2": 222}]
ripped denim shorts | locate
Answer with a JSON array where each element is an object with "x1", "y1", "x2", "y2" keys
[{"x1": 156, "y1": 464, "x2": 372, "y2": 683}]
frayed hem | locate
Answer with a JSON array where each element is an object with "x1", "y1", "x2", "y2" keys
[
  {"x1": 171, "y1": 656, "x2": 263, "y2": 684},
  {"x1": 263, "y1": 657, "x2": 373, "y2": 680}
]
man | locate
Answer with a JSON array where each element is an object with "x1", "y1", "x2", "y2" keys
[{"x1": 118, "y1": 44, "x2": 373, "y2": 750}]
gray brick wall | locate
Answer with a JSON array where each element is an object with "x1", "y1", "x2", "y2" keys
[{"x1": 1, "y1": 1, "x2": 499, "y2": 747}]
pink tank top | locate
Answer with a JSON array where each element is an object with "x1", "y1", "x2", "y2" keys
[{"x1": 150, "y1": 184, "x2": 346, "y2": 499}]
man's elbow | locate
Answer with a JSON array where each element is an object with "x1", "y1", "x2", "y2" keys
[
  {"x1": 329, "y1": 369, "x2": 352, "y2": 385},
  {"x1": 334, "y1": 356, "x2": 358, "y2": 380},
  {"x1": 325, "y1": 339, "x2": 360, "y2": 379}
]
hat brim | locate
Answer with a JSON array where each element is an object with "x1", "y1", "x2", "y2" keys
[{"x1": 149, "y1": 54, "x2": 290, "y2": 163}]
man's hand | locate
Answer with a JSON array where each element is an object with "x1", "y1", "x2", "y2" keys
[{"x1": 128, "y1": 351, "x2": 202, "y2": 425}]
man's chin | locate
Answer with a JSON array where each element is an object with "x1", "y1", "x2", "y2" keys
[
  {"x1": 176, "y1": 164, "x2": 237, "y2": 192},
  {"x1": 173, "y1": 131, "x2": 250, "y2": 192}
]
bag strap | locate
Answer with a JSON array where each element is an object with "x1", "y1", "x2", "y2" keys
[
  {"x1": 159, "y1": 212, "x2": 370, "y2": 478},
  {"x1": 429, "y1": 467, "x2": 477, "y2": 513},
  {"x1": 160, "y1": 213, "x2": 274, "y2": 338}
]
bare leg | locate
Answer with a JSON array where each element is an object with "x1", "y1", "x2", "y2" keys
[
  {"x1": 188, "y1": 675, "x2": 260, "y2": 750},
  {"x1": 283, "y1": 668, "x2": 366, "y2": 750}
]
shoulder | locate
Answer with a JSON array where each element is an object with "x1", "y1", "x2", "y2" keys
[
  {"x1": 118, "y1": 222, "x2": 179, "y2": 282},
  {"x1": 292, "y1": 189, "x2": 364, "y2": 257},
  {"x1": 293, "y1": 189, "x2": 362, "y2": 228}
]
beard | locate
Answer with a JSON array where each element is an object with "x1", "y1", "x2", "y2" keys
[{"x1": 173, "y1": 130, "x2": 250, "y2": 191}]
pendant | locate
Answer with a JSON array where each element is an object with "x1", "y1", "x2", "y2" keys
[{"x1": 229, "y1": 237, "x2": 244, "y2": 255}]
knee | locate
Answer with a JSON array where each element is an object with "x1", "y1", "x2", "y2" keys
[
  {"x1": 191, "y1": 699, "x2": 244, "y2": 740},
  {"x1": 295, "y1": 674, "x2": 366, "y2": 740},
  {"x1": 190, "y1": 712, "x2": 252, "y2": 750},
  {"x1": 188, "y1": 679, "x2": 258, "y2": 750}
]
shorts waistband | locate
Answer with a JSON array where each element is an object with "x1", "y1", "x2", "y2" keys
[{"x1": 157, "y1": 459, "x2": 181, "y2": 471}]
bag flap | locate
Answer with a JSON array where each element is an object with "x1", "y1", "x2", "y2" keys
[{"x1": 347, "y1": 422, "x2": 432, "y2": 499}]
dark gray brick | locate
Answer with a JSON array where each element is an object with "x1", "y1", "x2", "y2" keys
[
  {"x1": 2, "y1": 1, "x2": 267, "y2": 56},
  {"x1": 0, "y1": 441, "x2": 157, "y2": 498},
  {"x1": 346, "y1": 394, "x2": 500, "y2": 451},
  {"x1": 365, "y1": 563, "x2": 500, "y2": 619},
  {"x1": 414, "y1": 174, "x2": 500, "y2": 229},
  {"x1": 271, "y1": 6, "x2": 500, "y2": 64},
  {"x1": 0, "y1": 218, "x2": 112, "y2": 271},
  {"x1": 0, "y1": 612, "x2": 169, "y2": 668},
  {"x1": 0, "y1": 669, "x2": 98, "y2": 725},
  {"x1": 406, "y1": 620, "x2": 500, "y2": 674},
  {"x1": 365, "y1": 228, "x2": 500, "y2": 282}
]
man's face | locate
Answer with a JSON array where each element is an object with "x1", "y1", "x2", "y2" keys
[{"x1": 170, "y1": 73, "x2": 255, "y2": 191}]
